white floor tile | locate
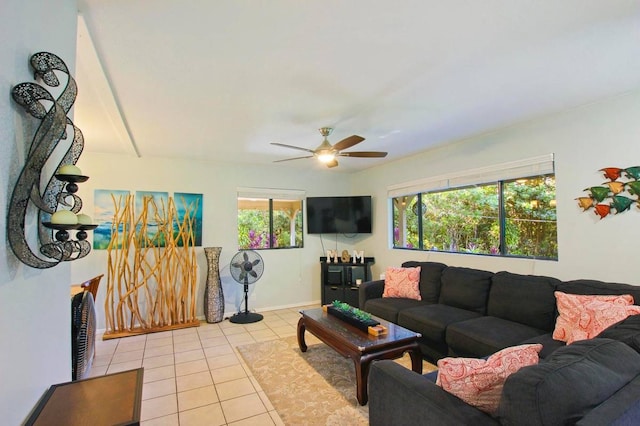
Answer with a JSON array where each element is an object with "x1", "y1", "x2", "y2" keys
[
  {"x1": 140, "y1": 413, "x2": 179, "y2": 426},
  {"x1": 141, "y1": 394, "x2": 177, "y2": 421},
  {"x1": 178, "y1": 384, "x2": 219, "y2": 411},
  {"x1": 88, "y1": 304, "x2": 317, "y2": 425},
  {"x1": 143, "y1": 378, "x2": 177, "y2": 400},
  {"x1": 178, "y1": 403, "x2": 226, "y2": 426},
  {"x1": 176, "y1": 371, "x2": 214, "y2": 393},
  {"x1": 220, "y1": 393, "x2": 267, "y2": 423}
]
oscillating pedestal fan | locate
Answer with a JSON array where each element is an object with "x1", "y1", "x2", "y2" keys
[{"x1": 229, "y1": 250, "x2": 264, "y2": 324}]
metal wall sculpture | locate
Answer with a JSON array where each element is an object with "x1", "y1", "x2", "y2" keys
[
  {"x1": 577, "y1": 167, "x2": 640, "y2": 219},
  {"x1": 7, "y1": 52, "x2": 95, "y2": 268}
]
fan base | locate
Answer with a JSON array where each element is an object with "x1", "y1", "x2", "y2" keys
[{"x1": 229, "y1": 312, "x2": 263, "y2": 324}]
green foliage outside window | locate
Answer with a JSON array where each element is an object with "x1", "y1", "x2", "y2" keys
[
  {"x1": 238, "y1": 198, "x2": 303, "y2": 249},
  {"x1": 503, "y1": 176, "x2": 557, "y2": 257},
  {"x1": 393, "y1": 175, "x2": 557, "y2": 259},
  {"x1": 422, "y1": 185, "x2": 499, "y2": 253}
]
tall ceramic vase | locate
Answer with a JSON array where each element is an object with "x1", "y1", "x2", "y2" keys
[{"x1": 204, "y1": 247, "x2": 224, "y2": 323}]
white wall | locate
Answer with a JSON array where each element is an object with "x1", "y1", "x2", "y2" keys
[
  {"x1": 71, "y1": 154, "x2": 356, "y2": 328},
  {"x1": 0, "y1": 0, "x2": 78, "y2": 424},
  {"x1": 2, "y1": 3, "x2": 637, "y2": 425},
  {"x1": 352, "y1": 90, "x2": 640, "y2": 285},
  {"x1": 74, "y1": 90, "x2": 640, "y2": 335}
]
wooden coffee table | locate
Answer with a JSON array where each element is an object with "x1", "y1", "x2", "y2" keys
[{"x1": 297, "y1": 307, "x2": 422, "y2": 405}]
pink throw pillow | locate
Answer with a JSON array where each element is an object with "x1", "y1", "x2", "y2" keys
[
  {"x1": 436, "y1": 344, "x2": 542, "y2": 415},
  {"x1": 553, "y1": 291, "x2": 640, "y2": 344},
  {"x1": 382, "y1": 267, "x2": 421, "y2": 300}
]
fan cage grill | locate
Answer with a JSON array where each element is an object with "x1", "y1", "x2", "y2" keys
[{"x1": 71, "y1": 291, "x2": 96, "y2": 380}]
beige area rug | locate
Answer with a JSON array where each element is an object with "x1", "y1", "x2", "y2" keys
[{"x1": 237, "y1": 336, "x2": 436, "y2": 426}]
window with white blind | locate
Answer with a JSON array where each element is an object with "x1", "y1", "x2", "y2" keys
[{"x1": 390, "y1": 155, "x2": 557, "y2": 259}]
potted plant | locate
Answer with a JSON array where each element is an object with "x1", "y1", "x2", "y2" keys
[{"x1": 326, "y1": 300, "x2": 380, "y2": 332}]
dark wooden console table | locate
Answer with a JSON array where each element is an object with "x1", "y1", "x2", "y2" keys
[{"x1": 25, "y1": 368, "x2": 143, "y2": 426}]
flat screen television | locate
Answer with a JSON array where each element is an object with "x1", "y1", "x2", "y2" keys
[{"x1": 306, "y1": 195, "x2": 372, "y2": 234}]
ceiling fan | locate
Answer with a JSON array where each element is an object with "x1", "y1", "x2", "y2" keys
[{"x1": 271, "y1": 127, "x2": 388, "y2": 168}]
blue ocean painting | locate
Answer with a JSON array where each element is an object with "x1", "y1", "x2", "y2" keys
[
  {"x1": 94, "y1": 189, "x2": 130, "y2": 250},
  {"x1": 175, "y1": 192, "x2": 203, "y2": 246},
  {"x1": 135, "y1": 191, "x2": 169, "y2": 247}
]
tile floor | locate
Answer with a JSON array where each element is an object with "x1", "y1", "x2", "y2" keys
[{"x1": 92, "y1": 304, "x2": 319, "y2": 425}]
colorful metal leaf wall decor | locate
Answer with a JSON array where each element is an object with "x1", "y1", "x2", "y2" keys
[{"x1": 577, "y1": 167, "x2": 640, "y2": 219}]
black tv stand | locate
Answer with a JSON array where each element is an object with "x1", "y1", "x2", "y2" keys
[{"x1": 320, "y1": 256, "x2": 375, "y2": 307}]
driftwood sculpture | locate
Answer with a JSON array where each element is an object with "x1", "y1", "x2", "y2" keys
[{"x1": 103, "y1": 194, "x2": 199, "y2": 339}]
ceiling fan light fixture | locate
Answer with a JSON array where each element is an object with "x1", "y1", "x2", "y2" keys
[
  {"x1": 316, "y1": 151, "x2": 336, "y2": 163},
  {"x1": 271, "y1": 126, "x2": 387, "y2": 168}
]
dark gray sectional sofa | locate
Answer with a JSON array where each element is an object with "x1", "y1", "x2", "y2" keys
[
  {"x1": 359, "y1": 260, "x2": 640, "y2": 362},
  {"x1": 361, "y1": 261, "x2": 640, "y2": 425},
  {"x1": 369, "y1": 336, "x2": 640, "y2": 425}
]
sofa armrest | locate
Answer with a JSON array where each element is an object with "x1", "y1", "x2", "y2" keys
[
  {"x1": 359, "y1": 279, "x2": 385, "y2": 309},
  {"x1": 576, "y1": 374, "x2": 640, "y2": 426},
  {"x1": 369, "y1": 360, "x2": 499, "y2": 426}
]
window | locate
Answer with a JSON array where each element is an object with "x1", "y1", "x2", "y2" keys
[
  {"x1": 422, "y1": 184, "x2": 500, "y2": 254},
  {"x1": 390, "y1": 155, "x2": 557, "y2": 260},
  {"x1": 237, "y1": 188, "x2": 304, "y2": 250},
  {"x1": 503, "y1": 176, "x2": 557, "y2": 257}
]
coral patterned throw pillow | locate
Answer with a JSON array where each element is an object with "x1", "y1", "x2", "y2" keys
[
  {"x1": 382, "y1": 267, "x2": 421, "y2": 300},
  {"x1": 436, "y1": 344, "x2": 542, "y2": 415},
  {"x1": 553, "y1": 291, "x2": 640, "y2": 344}
]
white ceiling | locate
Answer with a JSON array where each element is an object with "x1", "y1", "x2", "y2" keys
[{"x1": 75, "y1": 0, "x2": 640, "y2": 172}]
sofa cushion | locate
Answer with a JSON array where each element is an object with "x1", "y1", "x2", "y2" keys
[
  {"x1": 497, "y1": 339, "x2": 640, "y2": 426},
  {"x1": 402, "y1": 261, "x2": 447, "y2": 304},
  {"x1": 519, "y1": 333, "x2": 565, "y2": 359},
  {"x1": 364, "y1": 297, "x2": 427, "y2": 323},
  {"x1": 487, "y1": 271, "x2": 559, "y2": 331},
  {"x1": 436, "y1": 344, "x2": 542, "y2": 415},
  {"x1": 595, "y1": 314, "x2": 640, "y2": 353},
  {"x1": 438, "y1": 267, "x2": 493, "y2": 315},
  {"x1": 369, "y1": 361, "x2": 500, "y2": 426},
  {"x1": 557, "y1": 279, "x2": 640, "y2": 304},
  {"x1": 552, "y1": 291, "x2": 640, "y2": 344},
  {"x1": 446, "y1": 316, "x2": 547, "y2": 358},
  {"x1": 416, "y1": 340, "x2": 449, "y2": 364},
  {"x1": 383, "y1": 266, "x2": 421, "y2": 300},
  {"x1": 398, "y1": 304, "x2": 482, "y2": 343}
]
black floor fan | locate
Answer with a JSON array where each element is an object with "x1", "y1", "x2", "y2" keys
[{"x1": 229, "y1": 250, "x2": 264, "y2": 324}]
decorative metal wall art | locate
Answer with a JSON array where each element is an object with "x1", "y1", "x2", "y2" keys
[
  {"x1": 576, "y1": 167, "x2": 640, "y2": 219},
  {"x1": 7, "y1": 52, "x2": 96, "y2": 268}
]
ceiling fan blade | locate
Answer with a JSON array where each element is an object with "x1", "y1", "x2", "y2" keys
[
  {"x1": 326, "y1": 159, "x2": 339, "y2": 168},
  {"x1": 273, "y1": 155, "x2": 314, "y2": 163},
  {"x1": 271, "y1": 142, "x2": 315, "y2": 154},
  {"x1": 339, "y1": 151, "x2": 388, "y2": 158},
  {"x1": 332, "y1": 135, "x2": 365, "y2": 152}
]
